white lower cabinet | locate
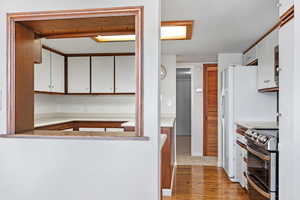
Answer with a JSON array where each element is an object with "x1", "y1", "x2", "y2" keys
[
  {"x1": 68, "y1": 57, "x2": 91, "y2": 93},
  {"x1": 34, "y1": 49, "x2": 65, "y2": 92},
  {"x1": 115, "y1": 56, "x2": 136, "y2": 93},
  {"x1": 236, "y1": 141, "x2": 247, "y2": 189},
  {"x1": 91, "y1": 56, "x2": 114, "y2": 93}
]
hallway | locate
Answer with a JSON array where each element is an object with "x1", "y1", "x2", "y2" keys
[
  {"x1": 176, "y1": 136, "x2": 217, "y2": 166},
  {"x1": 163, "y1": 165, "x2": 249, "y2": 200}
]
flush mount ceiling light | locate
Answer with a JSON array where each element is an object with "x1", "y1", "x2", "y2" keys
[
  {"x1": 93, "y1": 34, "x2": 136, "y2": 42},
  {"x1": 161, "y1": 26, "x2": 187, "y2": 40},
  {"x1": 92, "y1": 20, "x2": 193, "y2": 42}
]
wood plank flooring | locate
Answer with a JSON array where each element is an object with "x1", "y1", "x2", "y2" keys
[{"x1": 163, "y1": 165, "x2": 249, "y2": 200}]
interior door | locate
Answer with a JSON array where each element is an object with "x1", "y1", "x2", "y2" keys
[
  {"x1": 51, "y1": 52, "x2": 65, "y2": 93},
  {"x1": 34, "y1": 49, "x2": 51, "y2": 92},
  {"x1": 91, "y1": 56, "x2": 114, "y2": 93},
  {"x1": 68, "y1": 57, "x2": 90, "y2": 93},
  {"x1": 203, "y1": 64, "x2": 218, "y2": 156},
  {"x1": 115, "y1": 56, "x2": 135, "y2": 93}
]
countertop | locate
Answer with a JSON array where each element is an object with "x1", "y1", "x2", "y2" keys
[
  {"x1": 35, "y1": 113, "x2": 175, "y2": 128},
  {"x1": 235, "y1": 121, "x2": 279, "y2": 130},
  {"x1": 0, "y1": 130, "x2": 148, "y2": 140},
  {"x1": 122, "y1": 118, "x2": 175, "y2": 128}
]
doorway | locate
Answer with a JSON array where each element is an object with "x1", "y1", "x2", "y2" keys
[{"x1": 176, "y1": 68, "x2": 192, "y2": 160}]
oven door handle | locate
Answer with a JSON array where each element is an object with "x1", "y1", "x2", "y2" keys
[
  {"x1": 247, "y1": 146, "x2": 271, "y2": 161},
  {"x1": 247, "y1": 175, "x2": 271, "y2": 199}
]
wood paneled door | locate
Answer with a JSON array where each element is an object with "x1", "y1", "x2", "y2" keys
[{"x1": 203, "y1": 64, "x2": 218, "y2": 156}]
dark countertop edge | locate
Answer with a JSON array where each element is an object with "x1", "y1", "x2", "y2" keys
[{"x1": 0, "y1": 134, "x2": 150, "y2": 141}]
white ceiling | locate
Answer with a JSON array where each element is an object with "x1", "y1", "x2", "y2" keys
[
  {"x1": 43, "y1": 0, "x2": 279, "y2": 62},
  {"x1": 162, "y1": 0, "x2": 279, "y2": 62}
]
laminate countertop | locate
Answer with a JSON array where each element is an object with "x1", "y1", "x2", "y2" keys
[
  {"x1": 235, "y1": 121, "x2": 279, "y2": 130},
  {"x1": 122, "y1": 118, "x2": 175, "y2": 128},
  {"x1": 35, "y1": 114, "x2": 175, "y2": 128}
]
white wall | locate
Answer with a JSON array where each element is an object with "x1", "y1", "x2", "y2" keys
[
  {"x1": 161, "y1": 55, "x2": 176, "y2": 116},
  {"x1": 177, "y1": 63, "x2": 203, "y2": 156},
  {"x1": 35, "y1": 94, "x2": 60, "y2": 115},
  {"x1": 0, "y1": 1, "x2": 161, "y2": 200}
]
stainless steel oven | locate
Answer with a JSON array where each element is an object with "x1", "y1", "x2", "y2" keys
[{"x1": 246, "y1": 129, "x2": 278, "y2": 200}]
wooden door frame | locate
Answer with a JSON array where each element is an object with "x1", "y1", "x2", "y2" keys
[
  {"x1": 203, "y1": 64, "x2": 218, "y2": 156},
  {"x1": 6, "y1": 6, "x2": 144, "y2": 136}
]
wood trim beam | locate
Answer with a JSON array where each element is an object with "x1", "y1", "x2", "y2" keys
[
  {"x1": 280, "y1": 5, "x2": 294, "y2": 28},
  {"x1": 258, "y1": 87, "x2": 279, "y2": 93},
  {"x1": 42, "y1": 45, "x2": 66, "y2": 56},
  {"x1": 243, "y1": 22, "x2": 280, "y2": 54},
  {"x1": 66, "y1": 53, "x2": 135, "y2": 57},
  {"x1": 45, "y1": 31, "x2": 136, "y2": 39}
]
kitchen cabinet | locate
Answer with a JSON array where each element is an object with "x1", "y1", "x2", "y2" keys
[
  {"x1": 91, "y1": 56, "x2": 114, "y2": 93},
  {"x1": 35, "y1": 49, "x2": 65, "y2": 93},
  {"x1": 279, "y1": 0, "x2": 293, "y2": 16},
  {"x1": 35, "y1": 49, "x2": 51, "y2": 91},
  {"x1": 68, "y1": 57, "x2": 90, "y2": 93},
  {"x1": 257, "y1": 29, "x2": 279, "y2": 90},
  {"x1": 115, "y1": 56, "x2": 135, "y2": 93},
  {"x1": 51, "y1": 53, "x2": 65, "y2": 93},
  {"x1": 243, "y1": 46, "x2": 257, "y2": 65}
]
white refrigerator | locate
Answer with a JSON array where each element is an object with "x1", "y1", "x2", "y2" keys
[{"x1": 221, "y1": 65, "x2": 277, "y2": 182}]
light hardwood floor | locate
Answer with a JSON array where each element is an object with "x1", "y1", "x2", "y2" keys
[{"x1": 163, "y1": 165, "x2": 249, "y2": 200}]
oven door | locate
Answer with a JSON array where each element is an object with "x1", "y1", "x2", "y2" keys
[
  {"x1": 247, "y1": 175, "x2": 276, "y2": 200},
  {"x1": 247, "y1": 143, "x2": 277, "y2": 192}
]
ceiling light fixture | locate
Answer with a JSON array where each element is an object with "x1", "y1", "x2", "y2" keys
[
  {"x1": 92, "y1": 20, "x2": 193, "y2": 42},
  {"x1": 161, "y1": 26, "x2": 187, "y2": 40},
  {"x1": 94, "y1": 34, "x2": 136, "y2": 42}
]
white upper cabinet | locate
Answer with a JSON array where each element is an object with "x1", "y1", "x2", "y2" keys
[
  {"x1": 35, "y1": 49, "x2": 65, "y2": 93},
  {"x1": 279, "y1": 0, "x2": 293, "y2": 16},
  {"x1": 51, "y1": 53, "x2": 65, "y2": 93},
  {"x1": 243, "y1": 46, "x2": 257, "y2": 65},
  {"x1": 91, "y1": 56, "x2": 114, "y2": 93},
  {"x1": 68, "y1": 57, "x2": 90, "y2": 93},
  {"x1": 34, "y1": 49, "x2": 51, "y2": 91},
  {"x1": 257, "y1": 29, "x2": 279, "y2": 90},
  {"x1": 115, "y1": 56, "x2": 136, "y2": 93}
]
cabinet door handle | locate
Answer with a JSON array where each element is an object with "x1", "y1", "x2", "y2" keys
[{"x1": 264, "y1": 80, "x2": 270, "y2": 83}]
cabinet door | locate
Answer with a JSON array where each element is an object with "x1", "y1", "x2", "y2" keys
[
  {"x1": 34, "y1": 49, "x2": 51, "y2": 91},
  {"x1": 91, "y1": 56, "x2": 114, "y2": 93},
  {"x1": 279, "y1": 0, "x2": 294, "y2": 16},
  {"x1": 115, "y1": 56, "x2": 136, "y2": 93},
  {"x1": 68, "y1": 57, "x2": 90, "y2": 93},
  {"x1": 257, "y1": 30, "x2": 279, "y2": 89},
  {"x1": 243, "y1": 46, "x2": 257, "y2": 65},
  {"x1": 51, "y1": 53, "x2": 65, "y2": 93}
]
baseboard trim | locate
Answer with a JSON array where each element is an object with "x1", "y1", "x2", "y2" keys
[
  {"x1": 162, "y1": 165, "x2": 177, "y2": 196},
  {"x1": 162, "y1": 189, "x2": 172, "y2": 196}
]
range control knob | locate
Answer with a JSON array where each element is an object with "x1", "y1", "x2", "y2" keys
[
  {"x1": 258, "y1": 135, "x2": 268, "y2": 143},
  {"x1": 252, "y1": 132, "x2": 259, "y2": 140}
]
